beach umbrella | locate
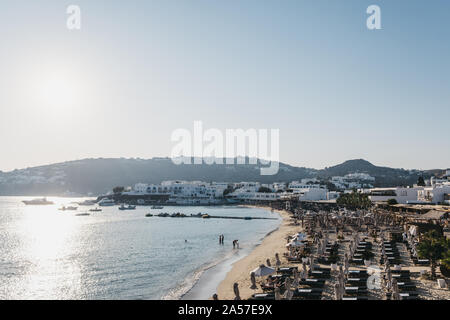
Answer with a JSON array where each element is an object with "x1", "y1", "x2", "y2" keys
[
  {"x1": 284, "y1": 277, "x2": 294, "y2": 300},
  {"x1": 274, "y1": 287, "x2": 281, "y2": 300},
  {"x1": 344, "y1": 258, "x2": 349, "y2": 275},
  {"x1": 301, "y1": 262, "x2": 308, "y2": 279},
  {"x1": 233, "y1": 283, "x2": 241, "y2": 300},
  {"x1": 250, "y1": 272, "x2": 257, "y2": 289},
  {"x1": 292, "y1": 268, "x2": 299, "y2": 287},
  {"x1": 251, "y1": 264, "x2": 275, "y2": 277},
  {"x1": 392, "y1": 279, "x2": 400, "y2": 300},
  {"x1": 334, "y1": 283, "x2": 342, "y2": 300},
  {"x1": 275, "y1": 253, "x2": 281, "y2": 266},
  {"x1": 294, "y1": 233, "x2": 306, "y2": 241},
  {"x1": 287, "y1": 239, "x2": 304, "y2": 248},
  {"x1": 309, "y1": 257, "x2": 315, "y2": 272},
  {"x1": 386, "y1": 268, "x2": 392, "y2": 291}
]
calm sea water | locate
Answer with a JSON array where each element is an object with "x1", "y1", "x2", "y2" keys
[{"x1": 0, "y1": 197, "x2": 280, "y2": 300}]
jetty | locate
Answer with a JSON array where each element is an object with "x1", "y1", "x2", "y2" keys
[{"x1": 148, "y1": 212, "x2": 278, "y2": 221}]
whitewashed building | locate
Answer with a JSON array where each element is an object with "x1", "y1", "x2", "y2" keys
[
  {"x1": 417, "y1": 184, "x2": 450, "y2": 204},
  {"x1": 366, "y1": 187, "x2": 423, "y2": 204}
]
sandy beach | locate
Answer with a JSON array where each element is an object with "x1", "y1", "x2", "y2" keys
[{"x1": 216, "y1": 206, "x2": 298, "y2": 300}]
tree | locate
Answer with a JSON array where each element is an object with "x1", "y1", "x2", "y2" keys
[
  {"x1": 441, "y1": 250, "x2": 450, "y2": 277},
  {"x1": 113, "y1": 186, "x2": 125, "y2": 194},
  {"x1": 223, "y1": 187, "x2": 234, "y2": 197},
  {"x1": 336, "y1": 191, "x2": 372, "y2": 209},
  {"x1": 387, "y1": 198, "x2": 398, "y2": 205},
  {"x1": 257, "y1": 186, "x2": 272, "y2": 193},
  {"x1": 417, "y1": 231, "x2": 449, "y2": 279},
  {"x1": 417, "y1": 176, "x2": 426, "y2": 186}
]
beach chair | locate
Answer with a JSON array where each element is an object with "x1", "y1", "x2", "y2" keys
[{"x1": 250, "y1": 293, "x2": 275, "y2": 300}]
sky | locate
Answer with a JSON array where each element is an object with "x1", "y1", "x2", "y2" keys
[{"x1": 0, "y1": 0, "x2": 449, "y2": 172}]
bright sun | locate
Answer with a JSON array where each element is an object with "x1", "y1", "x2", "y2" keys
[
  {"x1": 27, "y1": 62, "x2": 86, "y2": 114},
  {"x1": 38, "y1": 69, "x2": 82, "y2": 110}
]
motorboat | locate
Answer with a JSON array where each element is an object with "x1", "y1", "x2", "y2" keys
[
  {"x1": 23, "y1": 198, "x2": 54, "y2": 205},
  {"x1": 98, "y1": 199, "x2": 115, "y2": 207},
  {"x1": 59, "y1": 206, "x2": 78, "y2": 211},
  {"x1": 77, "y1": 199, "x2": 96, "y2": 206},
  {"x1": 119, "y1": 204, "x2": 136, "y2": 210}
]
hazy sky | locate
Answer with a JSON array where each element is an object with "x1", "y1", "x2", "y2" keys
[{"x1": 0, "y1": 0, "x2": 449, "y2": 172}]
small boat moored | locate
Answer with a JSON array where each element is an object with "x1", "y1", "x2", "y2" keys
[
  {"x1": 23, "y1": 198, "x2": 54, "y2": 205},
  {"x1": 119, "y1": 204, "x2": 136, "y2": 210},
  {"x1": 98, "y1": 199, "x2": 115, "y2": 207},
  {"x1": 59, "y1": 206, "x2": 78, "y2": 211}
]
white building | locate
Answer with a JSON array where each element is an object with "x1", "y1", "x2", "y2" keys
[
  {"x1": 417, "y1": 184, "x2": 450, "y2": 204},
  {"x1": 297, "y1": 188, "x2": 328, "y2": 201},
  {"x1": 327, "y1": 191, "x2": 340, "y2": 200},
  {"x1": 227, "y1": 189, "x2": 280, "y2": 201},
  {"x1": 289, "y1": 181, "x2": 326, "y2": 193},
  {"x1": 331, "y1": 173, "x2": 375, "y2": 190},
  {"x1": 366, "y1": 187, "x2": 423, "y2": 204}
]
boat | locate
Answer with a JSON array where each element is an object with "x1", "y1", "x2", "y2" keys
[
  {"x1": 59, "y1": 206, "x2": 78, "y2": 211},
  {"x1": 23, "y1": 198, "x2": 54, "y2": 205},
  {"x1": 98, "y1": 199, "x2": 115, "y2": 207},
  {"x1": 77, "y1": 199, "x2": 96, "y2": 206},
  {"x1": 202, "y1": 214, "x2": 211, "y2": 219},
  {"x1": 89, "y1": 207, "x2": 102, "y2": 212},
  {"x1": 170, "y1": 212, "x2": 186, "y2": 218},
  {"x1": 191, "y1": 213, "x2": 203, "y2": 217},
  {"x1": 145, "y1": 213, "x2": 153, "y2": 217},
  {"x1": 151, "y1": 205, "x2": 164, "y2": 209},
  {"x1": 75, "y1": 213, "x2": 90, "y2": 216},
  {"x1": 157, "y1": 212, "x2": 170, "y2": 217},
  {"x1": 118, "y1": 204, "x2": 136, "y2": 210}
]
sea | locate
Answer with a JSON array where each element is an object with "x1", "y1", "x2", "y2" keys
[{"x1": 0, "y1": 197, "x2": 280, "y2": 300}]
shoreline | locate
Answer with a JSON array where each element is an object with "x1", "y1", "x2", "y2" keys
[
  {"x1": 215, "y1": 205, "x2": 298, "y2": 300},
  {"x1": 179, "y1": 206, "x2": 282, "y2": 300}
]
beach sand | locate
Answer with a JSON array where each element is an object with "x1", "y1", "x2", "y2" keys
[{"x1": 216, "y1": 206, "x2": 299, "y2": 300}]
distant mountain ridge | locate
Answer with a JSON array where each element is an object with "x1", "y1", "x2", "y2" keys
[
  {"x1": 0, "y1": 157, "x2": 441, "y2": 196},
  {"x1": 317, "y1": 159, "x2": 430, "y2": 187}
]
